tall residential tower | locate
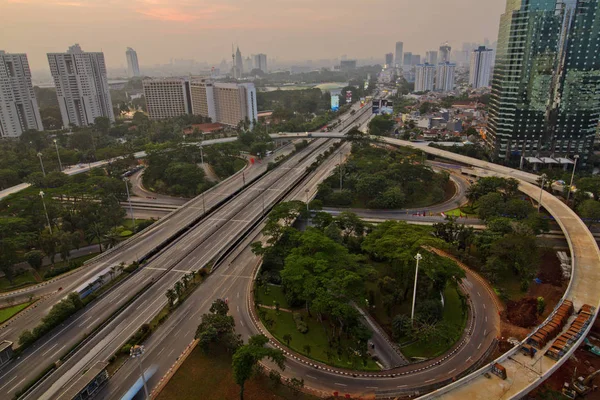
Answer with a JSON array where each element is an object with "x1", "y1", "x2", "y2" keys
[
  {"x1": 126, "y1": 47, "x2": 140, "y2": 77},
  {"x1": 0, "y1": 51, "x2": 43, "y2": 137},
  {"x1": 486, "y1": 0, "x2": 600, "y2": 162},
  {"x1": 47, "y1": 44, "x2": 114, "y2": 127},
  {"x1": 415, "y1": 63, "x2": 436, "y2": 92},
  {"x1": 395, "y1": 42, "x2": 404, "y2": 68},
  {"x1": 469, "y1": 46, "x2": 494, "y2": 88}
]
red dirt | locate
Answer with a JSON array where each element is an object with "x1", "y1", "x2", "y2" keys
[{"x1": 504, "y1": 297, "x2": 539, "y2": 328}]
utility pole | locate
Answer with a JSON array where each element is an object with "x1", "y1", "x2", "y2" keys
[
  {"x1": 39, "y1": 191, "x2": 52, "y2": 234},
  {"x1": 53, "y1": 139, "x2": 63, "y2": 172},
  {"x1": 124, "y1": 178, "x2": 136, "y2": 230},
  {"x1": 538, "y1": 173, "x2": 547, "y2": 213},
  {"x1": 411, "y1": 253, "x2": 422, "y2": 326},
  {"x1": 566, "y1": 155, "x2": 579, "y2": 204},
  {"x1": 37, "y1": 152, "x2": 46, "y2": 177},
  {"x1": 130, "y1": 345, "x2": 149, "y2": 399}
]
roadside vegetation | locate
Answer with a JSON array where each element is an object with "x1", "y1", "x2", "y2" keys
[
  {"x1": 251, "y1": 201, "x2": 468, "y2": 365},
  {"x1": 316, "y1": 141, "x2": 451, "y2": 209},
  {"x1": 0, "y1": 301, "x2": 33, "y2": 324}
]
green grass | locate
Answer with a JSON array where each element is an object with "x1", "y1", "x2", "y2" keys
[
  {"x1": 401, "y1": 286, "x2": 468, "y2": 359},
  {"x1": 39, "y1": 253, "x2": 100, "y2": 281},
  {"x1": 157, "y1": 347, "x2": 320, "y2": 400},
  {"x1": 493, "y1": 268, "x2": 526, "y2": 301},
  {"x1": 259, "y1": 308, "x2": 380, "y2": 371},
  {"x1": 446, "y1": 207, "x2": 478, "y2": 218},
  {"x1": 0, "y1": 271, "x2": 37, "y2": 292},
  {"x1": 233, "y1": 158, "x2": 247, "y2": 173},
  {"x1": 0, "y1": 301, "x2": 32, "y2": 324},
  {"x1": 121, "y1": 218, "x2": 154, "y2": 231},
  {"x1": 255, "y1": 285, "x2": 290, "y2": 309}
]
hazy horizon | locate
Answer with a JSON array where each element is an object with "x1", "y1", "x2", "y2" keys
[{"x1": 1, "y1": 0, "x2": 505, "y2": 72}]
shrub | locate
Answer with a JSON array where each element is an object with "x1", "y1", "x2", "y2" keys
[
  {"x1": 120, "y1": 344, "x2": 132, "y2": 355},
  {"x1": 293, "y1": 312, "x2": 309, "y2": 334},
  {"x1": 123, "y1": 262, "x2": 139, "y2": 273}
]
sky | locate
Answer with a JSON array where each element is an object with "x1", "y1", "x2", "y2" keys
[{"x1": 1, "y1": 0, "x2": 506, "y2": 71}]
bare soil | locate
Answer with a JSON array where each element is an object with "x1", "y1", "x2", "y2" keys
[{"x1": 504, "y1": 297, "x2": 539, "y2": 328}]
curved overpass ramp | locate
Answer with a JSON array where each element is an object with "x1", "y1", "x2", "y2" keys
[{"x1": 381, "y1": 138, "x2": 600, "y2": 400}]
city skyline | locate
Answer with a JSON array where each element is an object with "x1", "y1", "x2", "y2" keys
[{"x1": 1, "y1": 0, "x2": 505, "y2": 71}]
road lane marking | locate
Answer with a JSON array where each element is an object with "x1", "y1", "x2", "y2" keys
[
  {"x1": 484, "y1": 329, "x2": 487, "y2": 336},
  {"x1": 397, "y1": 385, "x2": 407, "y2": 388},
  {"x1": 425, "y1": 379, "x2": 435, "y2": 383},
  {"x1": 86, "y1": 317, "x2": 101, "y2": 329},
  {"x1": 478, "y1": 343, "x2": 482, "y2": 350},
  {"x1": 237, "y1": 306, "x2": 240, "y2": 312},
  {"x1": 185, "y1": 330, "x2": 191, "y2": 338},
  {"x1": 483, "y1": 303, "x2": 486, "y2": 309},
  {"x1": 466, "y1": 356, "x2": 472, "y2": 361},
  {"x1": 78, "y1": 315, "x2": 93, "y2": 327},
  {"x1": 174, "y1": 328, "x2": 182, "y2": 338},
  {"x1": 168, "y1": 349, "x2": 175, "y2": 358},
  {"x1": 8, "y1": 377, "x2": 26, "y2": 394},
  {"x1": 366, "y1": 386, "x2": 379, "y2": 389},
  {"x1": 477, "y1": 291, "x2": 481, "y2": 297},
  {"x1": 0, "y1": 375, "x2": 17, "y2": 391},
  {"x1": 50, "y1": 345, "x2": 66, "y2": 359},
  {"x1": 485, "y1": 316, "x2": 488, "y2": 322},
  {"x1": 448, "y1": 368, "x2": 456, "y2": 374},
  {"x1": 306, "y1": 375, "x2": 317, "y2": 380},
  {"x1": 334, "y1": 383, "x2": 347, "y2": 387},
  {"x1": 157, "y1": 347, "x2": 165, "y2": 357},
  {"x1": 41, "y1": 343, "x2": 59, "y2": 356}
]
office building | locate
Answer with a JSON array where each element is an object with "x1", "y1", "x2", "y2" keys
[
  {"x1": 411, "y1": 54, "x2": 421, "y2": 66},
  {"x1": 126, "y1": 47, "x2": 140, "y2": 77},
  {"x1": 385, "y1": 53, "x2": 393, "y2": 67},
  {"x1": 435, "y1": 62, "x2": 455, "y2": 92},
  {"x1": 403, "y1": 52, "x2": 413, "y2": 69},
  {"x1": 469, "y1": 46, "x2": 493, "y2": 88},
  {"x1": 244, "y1": 57, "x2": 253, "y2": 74},
  {"x1": 426, "y1": 51, "x2": 438, "y2": 65},
  {"x1": 143, "y1": 78, "x2": 192, "y2": 120},
  {"x1": 0, "y1": 51, "x2": 43, "y2": 138},
  {"x1": 439, "y1": 43, "x2": 452, "y2": 63},
  {"x1": 414, "y1": 63, "x2": 436, "y2": 92},
  {"x1": 47, "y1": 44, "x2": 114, "y2": 127},
  {"x1": 254, "y1": 53, "x2": 267, "y2": 73},
  {"x1": 395, "y1": 42, "x2": 404, "y2": 68},
  {"x1": 340, "y1": 60, "x2": 357, "y2": 71},
  {"x1": 486, "y1": 0, "x2": 600, "y2": 162}
]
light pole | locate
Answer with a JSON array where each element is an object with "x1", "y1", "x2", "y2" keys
[
  {"x1": 124, "y1": 178, "x2": 136, "y2": 230},
  {"x1": 37, "y1": 152, "x2": 46, "y2": 177},
  {"x1": 411, "y1": 253, "x2": 423, "y2": 326},
  {"x1": 566, "y1": 155, "x2": 579, "y2": 204},
  {"x1": 537, "y1": 173, "x2": 547, "y2": 213},
  {"x1": 39, "y1": 191, "x2": 52, "y2": 234},
  {"x1": 130, "y1": 345, "x2": 149, "y2": 400},
  {"x1": 53, "y1": 139, "x2": 63, "y2": 172}
]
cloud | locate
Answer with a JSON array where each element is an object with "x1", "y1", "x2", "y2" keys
[
  {"x1": 133, "y1": 1, "x2": 239, "y2": 22},
  {"x1": 136, "y1": 7, "x2": 200, "y2": 22}
]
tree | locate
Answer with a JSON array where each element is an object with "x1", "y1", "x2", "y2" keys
[
  {"x1": 283, "y1": 333, "x2": 292, "y2": 347},
  {"x1": 174, "y1": 281, "x2": 184, "y2": 301},
  {"x1": 25, "y1": 250, "x2": 44, "y2": 271},
  {"x1": 166, "y1": 289, "x2": 177, "y2": 308},
  {"x1": 302, "y1": 344, "x2": 311, "y2": 357},
  {"x1": 232, "y1": 335, "x2": 285, "y2": 400},
  {"x1": 577, "y1": 199, "x2": 600, "y2": 227},
  {"x1": 195, "y1": 299, "x2": 242, "y2": 354},
  {"x1": 392, "y1": 313, "x2": 412, "y2": 339},
  {"x1": 537, "y1": 297, "x2": 546, "y2": 315},
  {"x1": 210, "y1": 298, "x2": 229, "y2": 316},
  {"x1": 368, "y1": 115, "x2": 395, "y2": 136}
]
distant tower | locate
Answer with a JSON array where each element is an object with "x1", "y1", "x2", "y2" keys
[
  {"x1": 126, "y1": 47, "x2": 140, "y2": 77},
  {"x1": 469, "y1": 46, "x2": 494, "y2": 88},
  {"x1": 439, "y1": 43, "x2": 452, "y2": 63},
  {"x1": 234, "y1": 46, "x2": 243, "y2": 78}
]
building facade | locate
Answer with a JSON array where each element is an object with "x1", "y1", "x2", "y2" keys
[
  {"x1": 126, "y1": 47, "x2": 140, "y2": 77},
  {"x1": 439, "y1": 43, "x2": 452, "y2": 63},
  {"x1": 486, "y1": 0, "x2": 600, "y2": 163},
  {"x1": 403, "y1": 52, "x2": 413, "y2": 70},
  {"x1": 47, "y1": 44, "x2": 114, "y2": 127},
  {"x1": 395, "y1": 42, "x2": 404, "y2": 68},
  {"x1": 143, "y1": 78, "x2": 192, "y2": 120},
  {"x1": 385, "y1": 53, "x2": 393, "y2": 67},
  {"x1": 415, "y1": 63, "x2": 436, "y2": 92},
  {"x1": 211, "y1": 82, "x2": 257, "y2": 127},
  {"x1": 426, "y1": 51, "x2": 438, "y2": 65},
  {"x1": 0, "y1": 51, "x2": 43, "y2": 137},
  {"x1": 469, "y1": 46, "x2": 493, "y2": 88},
  {"x1": 254, "y1": 54, "x2": 267, "y2": 73},
  {"x1": 435, "y1": 62, "x2": 456, "y2": 92}
]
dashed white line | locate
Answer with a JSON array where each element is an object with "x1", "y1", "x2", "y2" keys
[
  {"x1": 41, "y1": 343, "x2": 58, "y2": 356},
  {"x1": 477, "y1": 343, "x2": 482, "y2": 350},
  {"x1": 477, "y1": 291, "x2": 481, "y2": 297},
  {"x1": 485, "y1": 316, "x2": 488, "y2": 322},
  {"x1": 0, "y1": 375, "x2": 17, "y2": 391},
  {"x1": 8, "y1": 377, "x2": 26, "y2": 394},
  {"x1": 366, "y1": 386, "x2": 379, "y2": 389},
  {"x1": 397, "y1": 385, "x2": 407, "y2": 388},
  {"x1": 306, "y1": 374, "x2": 317, "y2": 380},
  {"x1": 448, "y1": 368, "x2": 457, "y2": 374},
  {"x1": 168, "y1": 349, "x2": 175, "y2": 358},
  {"x1": 483, "y1": 303, "x2": 486, "y2": 309},
  {"x1": 174, "y1": 329, "x2": 182, "y2": 338},
  {"x1": 425, "y1": 379, "x2": 435, "y2": 383},
  {"x1": 334, "y1": 383, "x2": 347, "y2": 387},
  {"x1": 466, "y1": 356, "x2": 472, "y2": 361},
  {"x1": 157, "y1": 347, "x2": 165, "y2": 357}
]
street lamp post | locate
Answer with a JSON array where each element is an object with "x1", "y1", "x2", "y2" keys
[
  {"x1": 411, "y1": 253, "x2": 423, "y2": 326},
  {"x1": 39, "y1": 191, "x2": 52, "y2": 234},
  {"x1": 53, "y1": 139, "x2": 63, "y2": 172},
  {"x1": 124, "y1": 178, "x2": 136, "y2": 230},
  {"x1": 566, "y1": 155, "x2": 580, "y2": 204},
  {"x1": 37, "y1": 152, "x2": 46, "y2": 177},
  {"x1": 538, "y1": 173, "x2": 547, "y2": 213},
  {"x1": 130, "y1": 345, "x2": 149, "y2": 400}
]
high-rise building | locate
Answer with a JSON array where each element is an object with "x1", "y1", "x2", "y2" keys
[
  {"x1": 232, "y1": 46, "x2": 243, "y2": 78},
  {"x1": 340, "y1": 60, "x2": 357, "y2": 71},
  {"x1": 439, "y1": 43, "x2": 452, "y2": 63},
  {"x1": 143, "y1": 78, "x2": 192, "y2": 120},
  {"x1": 487, "y1": 0, "x2": 600, "y2": 163},
  {"x1": 469, "y1": 46, "x2": 494, "y2": 88},
  {"x1": 253, "y1": 54, "x2": 267, "y2": 73},
  {"x1": 0, "y1": 51, "x2": 43, "y2": 138},
  {"x1": 403, "y1": 52, "x2": 413, "y2": 69},
  {"x1": 395, "y1": 42, "x2": 404, "y2": 68},
  {"x1": 47, "y1": 44, "x2": 114, "y2": 127},
  {"x1": 426, "y1": 51, "x2": 438, "y2": 65},
  {"x1": 126, "y1": 47, "x2": 140, "y2": 77},
  {"x1": 435, "y1": 62, "x2": 456, "y2": 92},
  {"x1": 414, "y1": 63, "x2": 436, "y2": 92},
  {"x1": 385, "y1": 53, "x2": 393, "y2": 67},
  {"x1": 411, "y1": 55, "x2": 421, "y2": 66}
]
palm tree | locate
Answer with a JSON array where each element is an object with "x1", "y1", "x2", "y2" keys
[
  {"x1": 181, "y1": 274, "x2": 190, "y2": 290},
  {"x1": 283, "y1": 334, "x2": 292, "y2": 347},
  {"x1": 174, "y1": 281, "x2": 184, "y2": 302},
  {"x1": 104, "y1": 229, "x2": 120, "y2": 250},
  {"x1": 166, "y1": 289, "x2": 177, "y2": 307}
]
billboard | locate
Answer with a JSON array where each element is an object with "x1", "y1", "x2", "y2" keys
[
  {"x1": 346, "y1": 90, "x2": 352, "y2": 104},
  {"x1": 372, "y1": 98, "x2": 380, "y2": 114},
  {"x1": 331, "y1": 95, "x2": 340, "y2": 111},
  {"x1": 360, "y1": 97, "x2": 366, "y2": 108}
]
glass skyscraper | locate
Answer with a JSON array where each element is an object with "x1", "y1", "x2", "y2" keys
[{"x1": 486, "y1": 0, "x2": 600, "y2": 164}]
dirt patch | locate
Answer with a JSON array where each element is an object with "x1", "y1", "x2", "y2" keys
[
  {"x1": 536, "y1": 250, "x2": 565, "y2": 287},
  {"x1": 504, "y1": 297, "x2": 539, "y2": 328},
  {"x1": 528, "y1": 283, "x2": 566, "y2": 320}
]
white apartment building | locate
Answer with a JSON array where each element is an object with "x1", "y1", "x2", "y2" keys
[
  {"x1": 436, "y1": 62, "x2": 456, "y2": 92},
  {"x1": 414, "y1": 63, "x2": 436, "y2": 92},
  {"x1": 126, "y1": 47, "x2": 140, "y2": 77},
  {"x1": 143, "y1": 78, "x2": 192, "y2": 120},
  {"x1": 47, "y1": 44, "x2": 114, "y2": 127},
  {"x1": 469, "y1": 46, "x2": 494, "y2": 88},
  {"x1": 0, "y1": 51, "x2": 43, "y2": 137}
]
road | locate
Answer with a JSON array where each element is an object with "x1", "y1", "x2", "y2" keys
[
  {"x1": 97, "y1": 141, "x2": 498, "y2": 400},
  {"x1": 0, "y1": 138, "x2": 339, "y2": 399}
]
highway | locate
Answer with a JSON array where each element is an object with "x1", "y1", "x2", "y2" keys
[{"x1": 0, "y1": 138, "x2": 336, "y2": 399}]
